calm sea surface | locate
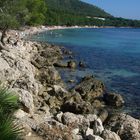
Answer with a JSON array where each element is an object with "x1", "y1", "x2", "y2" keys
[{"x1": 31, "y1": 28, "x2": 140, "y2": 117}]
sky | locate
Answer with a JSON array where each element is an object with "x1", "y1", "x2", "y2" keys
[{"x1": 82, "y1": 0, "x2": 140, "y2": 20}]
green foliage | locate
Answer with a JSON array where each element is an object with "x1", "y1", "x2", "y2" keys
[
  {"x1": 0, "y1": 0, "x2": 47, "y2": 30},
  {"x1": 46, "y1": 0, "x2": 111, "y2": 18},
  {"x1": 0, "y1": 87, "x2": 21, "y2": 140},
  {"x1": 45, "y1": 0, "x2": 140, "y2": 27},
  {"x1": 0, "y1": 0, "x2": 21, "y2": 29},
  {"x1": 25, "y1": 0, "x2": 47, "y2": 26},
  {"x1": 0, "y1": 88, "x2": 18, "y2": 114}
]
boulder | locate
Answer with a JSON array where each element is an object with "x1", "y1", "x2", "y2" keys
[
  {"x1": 52, "y1": 85, "x2": 69, "y2": 99},
  {"x1": 67, "y1": 60, "x2": 77, "y2": 69},
  {"x1": 62, "y1": 112, "x2": 80, "y2": 125},
  {"x1": 106, "y1": 113, "x2": 140, "y2": 140},
  {"x1": 56, "y1": 112, "x2": 63, "y2": 122},
  {"x1": 92, "y1": 118, "x2": 104, "y2": 135},
  {"x1": 86, "y1": 134, "x2": 104, "y2": 140},
  {"x1": 98, "y1": 109, "x2": 108, "y2": 123},
  {"x1": 79, "y1": 61, "x2": 86, "y2": 68},
  {"x1": 101, "y1": 129, "x2": 121, "y2": 140},
  {"x1": 54, "y1": 62, "x2": 67, "y2": 68},
  {"x1": 39, "y1": 66, "x2": 61, "y2": 85},
  {"x1": 86, "y1": 128, "x2": 94, "y2": 136},
  {"x1": 62, "y1": 112, "x2": 89, "y2": 130},
  {"x1": 104, "y1": 93, "x2": 124, "y2": 107},
  {"x1": 13, "y1": 88, "x2": 34, "y2": 114},
  {"x1": 74, "y1": 76, "x2": 105, "y2": 102},
  {"x1": 61, "y1": 100, "x2": 93, "y2": 114}
]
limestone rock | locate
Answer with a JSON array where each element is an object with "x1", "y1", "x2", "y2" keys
[
  {"x1": 92, "y1": 118, "x2": 104, "y2": 135},
  {"x1": 74, "y1": 76, "x2": 105, "y2": 102},
  {"x1": 13, "y1": 88, "x2": 34, "y2": 114},
  {"x1": 86, "y1": 128, "x2": 94, "y2": 136},
  {"x1": 86, "y1": 134, "x2": 104, "y2": 140},
  {"x1": 61, "y1": 100, "x2": 93, "y2": 114},
  {"x1": 67, "y1": 60, "x2": 76, "y2": 69},
  {"x1": 104, "y1": 93, "x2": 124, "y2": 107},
  {"x1": 101, "y1": 129, "x2": 121, "y2": 140},
  {"x1": 106, "y1": 113, "x2": 140, "y2": 140},
  {"x1": 62, "y1": 112, "x2": 89, "y2": 130},
  {"x1": 56, "y1": 112, "x2": 63, "y2": 122}
]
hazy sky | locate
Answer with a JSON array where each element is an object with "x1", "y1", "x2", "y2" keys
[{"x1": 82, "y1": 0, "x2": 140, "y2": 20}]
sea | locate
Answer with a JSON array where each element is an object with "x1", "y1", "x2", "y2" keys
[{"x1": 31, "y1": 28, "x2": 140, "y2": 118}]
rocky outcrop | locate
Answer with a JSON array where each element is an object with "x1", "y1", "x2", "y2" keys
[
  {"x1": 104, "y1": 93, "x2": 124, "y2": 107},
  {"x1": 101, "y1": 129, "x2": 121, "y2": 140},
  {"x1": 105, "y1": 113, "x2": 140, "y2": 140},
  {"x1": 67, "y1": 60, "x2": 77, "y2": 69},
  {"x1": 74, "y1": 76, "x2": 105, "y2": 102},
  {"x1": 1, "y1": 29, "x2": 139, "y2": 140}
]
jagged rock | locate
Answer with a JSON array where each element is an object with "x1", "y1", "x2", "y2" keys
[
  {"x1": 54, "y1": 62, "x2": 67, "y2": 68},
  {"x1": 86, "y1": 134, "x2": 104, "y2": 140},
  {"x1": 13, "y1": 88, "x2": 34, "y2": 114},
  {"x1": 14, "y1": 109, "x2": 30, "y2": 119},
  {"x1": 56, "y1": 112, "x2": 63, "y2": 122},
  {"x1": 72, "y1": 134, "x2": 83, "y2": 140},
  {"x1": 52, "y1": 85, "x2": 69, "y2": 99},
  {"x1": 72, "y1": 128, "x2": 79, "y2": 135},
  {"x1": 104, "y1": 93, "x2": 124, "y2": 107},
  {"x1": 74, "y1": 76, "x2": 105, "y2": 102},
  {"x1": 86, "y1": 114, "x2": 98, "y2": 123},
  {"x1": 92, "y1": 100, "x2": 105, "y2": 108},
  {"x1": 101, "y1": 129, "x2": 121, "y2": 140},
  {"x1": 86, "y1": 128, "x2": 94, "y2": 136},
  {"x1": 67, "y1": 60, "x2": 77, "y2": 69},
  {"x1": 62, "y1": 112, "x2": 89, "y2": 131},
  {"x1": 106, "y1": 113, "x2": 140, "y2": 140},
  {"x1": 61, "y1": 100, "x2": 93, "y2": 114},
  {"x1": 98, "y1": 109, "x2": 108, "y2": 123},
  {"x1": 62, "y1": 112, "x2": 79, "y2": 125},
  {"x1": 0, "y1": 57, "x2": 10, "y2": 70},
  {"x1": 92, "y1": 118, "x2": 104, "y2": 135},
  {"x1": 62, "y1": 48, "x2": 72, "y2": 55},
  {"x1": 68, "y1": 79, "x2": 75, "y2": 83},
  {"x1": 61, "y1": 91, "x2": 93, "y2": 114},
  {"x1": 39, "y1": 66, "x2": 61, "y2": 85},
  {"x1": 79, "y1": 61, "x2": 86, "y2": 68}
]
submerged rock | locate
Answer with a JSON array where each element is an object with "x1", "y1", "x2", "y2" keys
[
  {"x1": 67, "y1": 60, "x2": 77, "y2": 69},
  {"x1": 79, "y1": 61, "x2": 86, "y2": 68}
]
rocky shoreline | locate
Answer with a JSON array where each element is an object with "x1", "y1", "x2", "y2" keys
[{"x1": 0, "y1": 29, "x2": 140, "y2": 140}]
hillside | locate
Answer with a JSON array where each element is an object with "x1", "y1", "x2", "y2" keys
[
  {"x1": 45, "y1": 0, "x2": 140, "y2": 27},
  {"x1": 46, "y1": 0, "x2": 111, "y2": 18}
]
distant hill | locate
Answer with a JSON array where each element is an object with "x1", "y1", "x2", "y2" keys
[
  {"x1": 46, "y1": 0, "x2": 112, "y2": 18},
  {"x1": 45, "y1": 0, "x2": 140, "y2": 27}
]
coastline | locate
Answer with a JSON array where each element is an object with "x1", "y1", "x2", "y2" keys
[
  {"x1": 0, "y1": 28, "x2": 140, "y2": 140},
  {"x1": 19, "y1": 25, "x2": 134, "y2": 38}
]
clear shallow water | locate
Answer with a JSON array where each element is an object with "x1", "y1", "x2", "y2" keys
[{"x1": 32, "y1": 28, "x2": 140, "y2": 117}]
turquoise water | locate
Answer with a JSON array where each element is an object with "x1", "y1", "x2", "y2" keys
[{"x1": 32, "y1": 28, "x2": 140, "y2": 117}]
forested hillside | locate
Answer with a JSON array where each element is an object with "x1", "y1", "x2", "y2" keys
[
  {"x1": 46, "y1": 0, "x2": 111, "y2": 17},
  {"x1": 45, "y1": 0, "x2": 140, "y2": 27},
  {"x1": 1, "y1": 0, "x2": 140, "y2": 28}
]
